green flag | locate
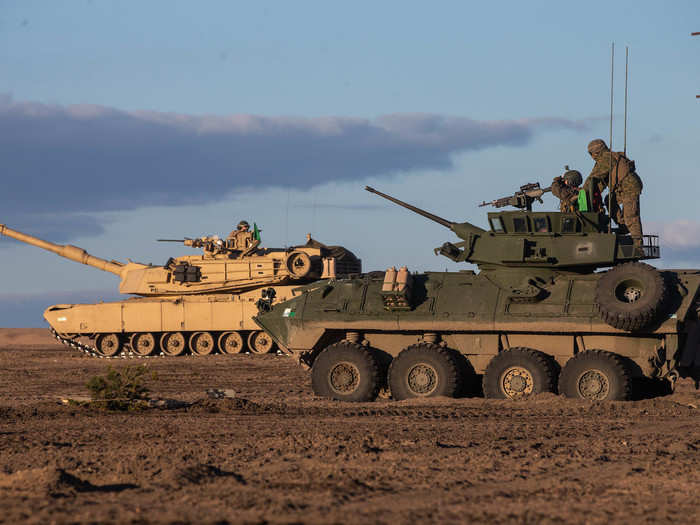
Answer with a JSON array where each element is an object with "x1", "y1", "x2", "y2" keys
[
  {"x1": 253, "y1": 223, "x2": 261, "y2": 242},
  {"x1": 577, "y1": 190, "x2": 589, "y2": 212}
]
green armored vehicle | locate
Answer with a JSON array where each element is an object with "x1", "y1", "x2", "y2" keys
[{"x1": 254, "y1": 185, "x2": 700, "y2": 402}]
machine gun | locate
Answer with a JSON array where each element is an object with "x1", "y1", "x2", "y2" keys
[
  {"x1": 157, "y1": 236, "x2": 229, "y2": 255},
  {"x1": 479, "y1": 182, "x2": 552, "y2": 212}
]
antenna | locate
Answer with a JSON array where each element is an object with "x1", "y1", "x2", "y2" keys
[
  {"x1": 694, "y1": 32, "x2": 700, "y2": 98},
  {"x1": 624, "y1": 46, "x2": 629, "y2": 155},
  {"x1": 285, "y1": 189, "x2": 290, "y2": 248},
  {"x1": 608, "y1": 42, "x2": 614, "y2": 233}
]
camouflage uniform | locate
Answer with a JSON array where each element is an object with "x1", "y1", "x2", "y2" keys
[
  {"x1": 584, "y1": 140, "x2": 643, "y2": 247},
  {"x1": 227, "y1": 220, "x2": 259, "y2": 256},
  {"x1": 551, "y1": 170, "x2": 582, "y2": 212}
]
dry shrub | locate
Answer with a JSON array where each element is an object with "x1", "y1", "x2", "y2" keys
[{"x1": 86, "y1": 365, "x2": 155, "y2": 410}]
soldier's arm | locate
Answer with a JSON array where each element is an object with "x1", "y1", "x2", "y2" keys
[
  {"x1": 584, "y1": 158, "x2": 610, "y2": 192},
  {"x1": 551, "y1": 178, "x2": 565, "y2": 198}
]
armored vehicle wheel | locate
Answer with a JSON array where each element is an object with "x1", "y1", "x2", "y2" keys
[
  {"x1": 96, "y1": 333, "x2": 123, "y2": 357},
  {"x1": 285, "y1": 251, "x2": 312, "y2": 278},
  {"x1": 482, "y1": 347, "x2": 558, "y2": 399},
  {"x1": 312, "y1": 341, "x2": 380, "y2": 402},
  {"x1": 190, "y1": 331, "x2": 216, "y2": 355},
  {"x1": 130, "y1": 332, "x2": 156, "y2": 356},
  {"x1": 247, "y1": 331, "x2": 274, "y2": 354},
  {"x1": 559, "y1": 350, "x2": 632, "y2": 401},
  {"x1": 595, "y1": 262, "x2": 667, "y2": 331},
  {"x1": 160, "y1": 332, "x2": 187, "y2": 356},
  {"x1": 218, "y1": 331, "x2": 244, "y2": 354},
  {"x1": 388, "y1": 343, "x2": 461, "y2": 401}
]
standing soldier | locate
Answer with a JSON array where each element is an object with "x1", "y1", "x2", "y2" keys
[
  {"x1": 583, "y1": 139, "x2": 644, "y2": 251},
  {"x1": 552, "y1": 170, "x2": 583, "y2": 212}
]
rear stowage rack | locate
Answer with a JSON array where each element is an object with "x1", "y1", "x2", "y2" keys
[{"x1": 643, "y1": 235, "x2": 660, "y2": 259}]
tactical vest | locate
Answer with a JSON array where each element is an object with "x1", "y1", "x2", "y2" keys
[{"x1": 609, "y1": 151, "x2": 636, "y2": 189}]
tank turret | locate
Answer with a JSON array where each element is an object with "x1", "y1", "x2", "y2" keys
[
  {"x1": 365, "y1": 186, "x2": 659, "y2": 271},
  {"x1": 0, "y1": 224, "x2": 361, "y2": 296}
]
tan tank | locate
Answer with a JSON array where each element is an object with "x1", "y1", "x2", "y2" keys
[{"x1": 0, "y1": 224, "x2": 361, "y2": 357}]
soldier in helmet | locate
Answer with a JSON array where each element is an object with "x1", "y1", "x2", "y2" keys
[
  {"x1": 552, "y1": 170, "x2": 583, "y2": 212},
  {"x1": 583, "y1": 139, "x2": 644, "y2": 250},
  {"x1": 227, "y1": 220, "x2": 260, "y2": 256}
]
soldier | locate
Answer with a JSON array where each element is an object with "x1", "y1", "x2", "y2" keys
[
  {"x1": 227, "y1": 220, "x2": 260, "y2": 256},
  {"x1": 552, "y1": 170, "x2": 583, "y2": 212},
  {"x1": 583, "y1": 139, "x2": 644, "y2": 250}
]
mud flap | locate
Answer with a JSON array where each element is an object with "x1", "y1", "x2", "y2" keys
[{"x1": 679, "y1": 320, "x2": 700, "y2": 367}]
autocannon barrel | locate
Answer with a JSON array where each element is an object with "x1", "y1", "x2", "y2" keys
[
  {"x1": 0, "y1": 224, "x2": 124, "y2": 276},
  {"x1": 365, "y1": 186, "x2": 454, "y2": 228}
]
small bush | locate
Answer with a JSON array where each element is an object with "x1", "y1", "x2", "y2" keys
[{"x1": 86, "y1": 365, "x2": 154, "y2": 410}]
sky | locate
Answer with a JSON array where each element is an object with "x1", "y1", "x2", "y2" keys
[{"x1": 1, "y1": 0, "x2": 699, "y2": 326}]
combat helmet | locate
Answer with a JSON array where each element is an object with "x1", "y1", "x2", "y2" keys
[
  {"x1": 563, "y1": 170, "x2": 582, "y2": 187},
  {"x1": 237, "y1": 220, "x2": 250, "y2": 230},
  {"x1": 587, "y1": 139, "x2": 608, "y2": 155}
]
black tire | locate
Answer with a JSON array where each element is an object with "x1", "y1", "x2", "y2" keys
[
  {"x1": 595, "y1": 262, "x2": 667, "y2": 331},
  {"x1": 388, "y1": 343, "x2": 461, "y2": 401},
  {"x1": 559, "y1": 350, "x2": 632, "y2": 401},
  {"x1": 483, "y1": 347, "x2": 558, "y2": 399},
  {"x1": 311, "y1": 341, "x2": 381, "y2": 402}
]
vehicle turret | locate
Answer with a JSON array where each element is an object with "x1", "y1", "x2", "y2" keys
[
  {"x1": 365, "y1": 186, "x2": 659, "y2": 271},
  {"x1": 0, "y1": 224, "x2": 361, "y2": 296}
]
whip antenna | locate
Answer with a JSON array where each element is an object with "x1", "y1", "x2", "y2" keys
[
  {"x1": 694, "y1": 32, "x2": 700, "y2": 98},
  {"x1": 608, "y1": 42, "x2": 614, "y2": 233},
  {"x1": 624, "y1": 46, "x2": 629, "y2": 155}
]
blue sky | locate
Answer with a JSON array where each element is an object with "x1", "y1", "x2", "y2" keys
[{"x1": 1, "y1": 0, "x2": 699, "y2": 326}]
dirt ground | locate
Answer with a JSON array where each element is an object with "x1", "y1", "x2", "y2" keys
[{"x1": 1, "y1": 329, "x2": 699, "y2": 525}]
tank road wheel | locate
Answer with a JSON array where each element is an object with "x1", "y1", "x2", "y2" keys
[
  {"x1": 595, "y1": 262, "x2": 667, "y2": 331},
  {"x1": 160, "y1": 332, "x2": 187, "y2": 356},
  {"x1": 483, "y1": 347, "x2": 558, "y2": 399},
  {"x1": 285, "y1": 251, "x2": 312, "y2": 278},
  {"x1": 190, "y1": 331, "x2": 216, "y2": 356},
  {"x1": 311, "y1": 341, "x2": 380, "y2": 402},
  {"x1": 247, "y1": 331, "x2": 274, "y2": 354},
  {"x1": 95, "y1": 333, "x2": 123, "y2": 357},
  {"x1": 130, "y1": 332, "x2": 156, "y2": 356},
  {"x1": 218, "y1": 331, "x2": 244, "y2": 354},
  {"x1": 559, "y1": 350, "x2": 632, "y2": 401},
  {"x1": 388, "y1": 343, "x2": 461, "y2": 401}
]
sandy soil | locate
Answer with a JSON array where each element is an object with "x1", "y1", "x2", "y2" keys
[{"x1": 1, "y1": 329, "x2": 699, "y2": 525}]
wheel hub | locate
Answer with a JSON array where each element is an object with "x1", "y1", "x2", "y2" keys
[
  {"x1": 407, "y1": 363, "x2": 437, "y2": 396},
  {"x1": 329, "y1": 362, "x2": 360, "y2": 394},
  {"x1": 501, "y1": 366, "x2": 534, "y2": 398},
  {"x1": 623, "y1": 286, "x2": 642, "y2": 302},
  {"x1": 615, "y1": 279, "x2": 644, "y2": 303},
  {"x1": 577, "y1": 369, "x2": 610, "y2": 400}
]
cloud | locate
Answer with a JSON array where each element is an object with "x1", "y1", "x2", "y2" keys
[
  {"x1": 0, "y1": 95, "x2": 587, "y2": 238},
  {"x1": 648, "y1": 220, "x2": 700, "y2": 267}
]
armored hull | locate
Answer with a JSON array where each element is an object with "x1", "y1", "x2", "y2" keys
[{"x1": 255, "y1": 266, "x2": 700, "y2": 401}]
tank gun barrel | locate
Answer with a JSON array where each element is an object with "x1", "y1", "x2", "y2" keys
[
  {"x1": 0, "y1": 224, "x2": 124, "y2": 276},
  {"x1": 365, "y1": 186, "x2": 454, "y2": 228}
]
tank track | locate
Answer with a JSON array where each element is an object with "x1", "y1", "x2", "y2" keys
[
  {"x1": 49, "y1": 328, "x2": 283, "y2": 360},
  {"x1": 50, "y1": 328, "x2": 164, "y2": 360}
]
